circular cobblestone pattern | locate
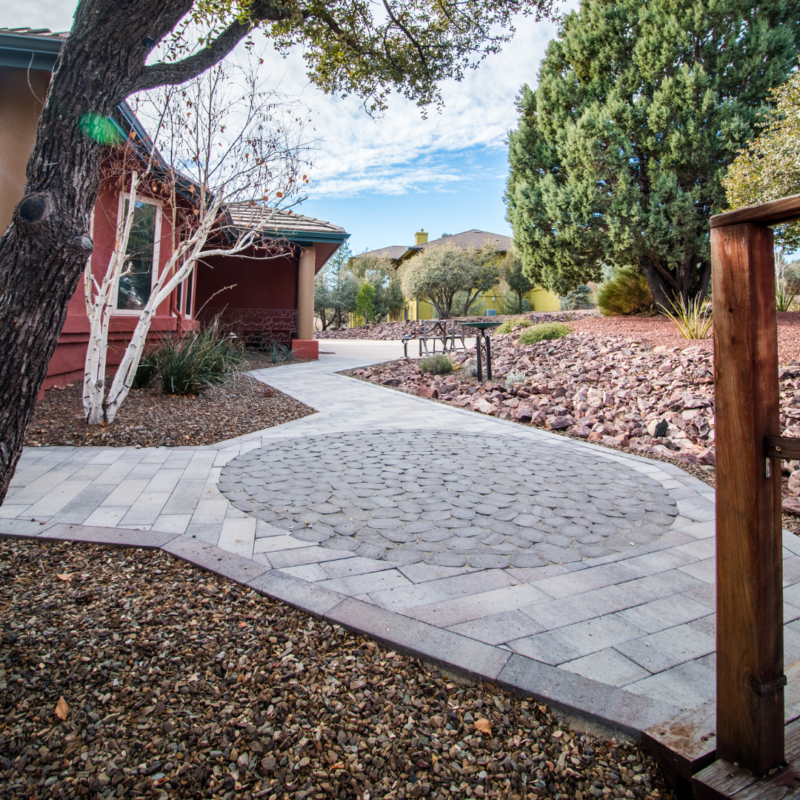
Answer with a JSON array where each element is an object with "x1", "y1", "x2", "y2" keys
[{"x1": 219, "y1": 431, "x2": 679, "y2": 569}]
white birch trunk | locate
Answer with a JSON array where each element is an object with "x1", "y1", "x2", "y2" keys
[
  {"x1": 82, "y1": 172, "x2": 140, "y2": 424},
  {"x1": 103, "y1": 196, "x2": 259, "y2": 423}
]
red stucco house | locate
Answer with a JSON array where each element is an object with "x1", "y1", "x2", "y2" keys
[{"x1": 0, "y1": 27, "x2": 349, "y2": 389}]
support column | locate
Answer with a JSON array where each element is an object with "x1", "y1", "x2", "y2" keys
[
  {"x1": 293, "y1": 245, "x2": 318, "y2": 359},
  {"x1": 712, "y1": 222, "x2": 784, "y2": 774}
]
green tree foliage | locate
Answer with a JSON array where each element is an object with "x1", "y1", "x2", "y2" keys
[
  {"x1": 723, "y1": 67, "x2": 800, "y2": 250},
  {"x1": 502, "y1": 250, "x2": 533, "y2": 313},
  {"x1": 200, "y1": 0, "x2": 559, "y2": 115},
  {"x1": 351, "y1": 254, "x2": 406, "y2": 322},
  {"x1": 355, "y1": 282, "x2": 376, "y2": 324},
  {"x1": 505, "y1": 0, "x2": 800, "y2": 312},
  {"x1": 373, "y1": 276, "x2": 406, "y2": 322},
  {"x1": 314, "y1": 243, "x2": 359, "y2": 330},
  {"x1": 401, "y1": 244, "x2": 500, "y2": 319}
]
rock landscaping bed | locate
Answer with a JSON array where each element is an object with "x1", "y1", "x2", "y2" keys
[
  {"x1": 342, "y1": 326, "x2": 800, "y2": 523},
  {"x1": 0, "y1": 538, "x2": 667, "y2": 800},
  {"x1": 569, "y1": 311, "x2": 800, "y2": 363},
  {"x1": 25, "y1": 356, "x2": 314, "y2": 449},
  {"x1": 315, "y1": 312, "x2": 599, "y2": 341}
]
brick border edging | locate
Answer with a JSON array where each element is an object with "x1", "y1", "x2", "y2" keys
[{"x1": 2, "y1": 521, "x2": 678, "y2": 739}]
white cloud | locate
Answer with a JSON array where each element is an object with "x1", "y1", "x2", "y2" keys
[{"x1": 253, "y1": 13, "x2": 563, "y2": 198}]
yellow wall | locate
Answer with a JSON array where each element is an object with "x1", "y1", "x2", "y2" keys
[
  {"x1": 404, "y1": 285, "x2": 561, "y2": 320},
  {"x1": 529, "y1": 287, "x2": 561, "y2": 312},
  {"x1": 0, "y1": 67, "x2": 48, "y2": 231}
]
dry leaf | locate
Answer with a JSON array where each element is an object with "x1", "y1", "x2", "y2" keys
[
  {"x1": 55, "y1": 696, "x2": 69, "y2": 720},
  {"x1": 56, "y1": 573, "x2": 72, "y2": 582},
  {"x1": 474, "y1": 719, "x2": 492, "y2": 735}
]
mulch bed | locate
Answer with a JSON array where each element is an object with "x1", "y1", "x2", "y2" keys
[
  {"x1": 0, "y1": 538, "x2": 668, "y2": 800},
  {"x1": 25, "y1": 356, "x2": 314, "y2": 449}
]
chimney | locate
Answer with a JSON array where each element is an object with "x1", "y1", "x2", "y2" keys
[{"x1": 415, "y1": 229, "x2": 428, "y2": 246}]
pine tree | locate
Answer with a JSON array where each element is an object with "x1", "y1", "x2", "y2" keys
[{"x1": 505, "y1": 0, "x2": 800, "y2": 310}]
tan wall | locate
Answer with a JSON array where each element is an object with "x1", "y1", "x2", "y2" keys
[{"x1": 0, "y1": 67, "x2": 48, "y2": 231}]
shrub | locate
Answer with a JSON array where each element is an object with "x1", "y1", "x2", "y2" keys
[
  {"x1": 596, "y1": 266, "x2": 654, "y2": 315},
  {"x1": 496, "y1": 317, "x2": 533, "y2": 334},
  {"x1": 152, "y1": 322, "x2": 246, "y2": 395},
  {"x1": 355, "y1": 282, "x2": 376, "y2": 324},
  {"x1": 467, "y1": 360, "x2": 479, "y2": 377},
  {"x1": 518, "y1": 322, "x2": 572, "y2": 345},
  {"x1": 560, "y1": 284, "x2": 595, "y2": 311},
  {"x1": 419, "y1": 354, "x2": 454, "y2": 375},
  {"x1": 504, "y1": 369, "x2": 526, "y2": 388},
  {"x1": 131, "y1": 355, "x2": 157, "y2": 389}
]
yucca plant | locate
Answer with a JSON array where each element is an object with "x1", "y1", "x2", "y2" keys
[
  {"x1": 776, "y1": 250, "x2": 797, "y2": 312},
  {"x1": 660, "y1": 295, "x2": 713, "y2": 340},
  {"x1": 152, "y1": 321, "x2": 246, "y2": 395},
  {"x1": 776, "y1": 280, "x2": 796, "y2": 312}
]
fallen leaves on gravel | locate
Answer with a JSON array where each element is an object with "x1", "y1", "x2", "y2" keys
[{"x1": 1, "y1": 539, "x2": 667, "y2": 800}]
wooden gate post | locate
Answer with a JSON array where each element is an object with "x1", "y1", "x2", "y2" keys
[{"x1": 711, "y1": 221, "x2": 785, "y2": 775}]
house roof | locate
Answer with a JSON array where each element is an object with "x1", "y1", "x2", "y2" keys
[
  {"x1": 419, "y1": 230, "x2": 512, "y2": 252},
  {"x1": 225, "y1": 203, "x2": 350, "y2": 245},
  {"x1": 361, "y1": 245, "x2": 410, "y2": 260},
  {"x1": 360, "y1": 229, "x2": 512, "y2": 263}
]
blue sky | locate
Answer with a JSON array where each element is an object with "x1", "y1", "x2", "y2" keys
[
  {"x1": 301, "y1": 147, "x2": 513, "y2": 253},
  {"x1": 3, "y1": 1, "x2": 569, "y2": 253}
]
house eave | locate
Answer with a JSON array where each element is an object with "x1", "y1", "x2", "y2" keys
[{"x1": 0, "y1": 32, "x2": 62, "y2": 70}]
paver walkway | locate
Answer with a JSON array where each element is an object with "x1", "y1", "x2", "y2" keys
[{"x1": 3, "y1": 342, "x2": 800, "y2": 737}]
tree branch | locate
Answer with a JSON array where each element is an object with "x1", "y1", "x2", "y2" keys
[{"x1": 129, "y1": 3, "x2": 287, "y2": 94}]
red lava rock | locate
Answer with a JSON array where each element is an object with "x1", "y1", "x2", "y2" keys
[
  {"x1": 785, "y1": 496, "x2": 800, "y2": 515},
  {"x1": 416, "y1": 386, "x2": 439, "y2": 399}
]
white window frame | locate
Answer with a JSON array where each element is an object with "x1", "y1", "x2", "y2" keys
[
  {"x1": 174, "y1": 268, "x2": 196, "y2": 319},
  {"x1": 113, "y1": 192, "x2": 162, "y2": 315},
  {"x1": 172, "y1": 215, "x2": 196, "y2": 320}
]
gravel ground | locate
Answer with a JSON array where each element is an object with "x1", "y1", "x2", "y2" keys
[
  {"x1": 25, "y1": 357, "x2": 314, "y2": 449},
  {"x1": 0, "y1": 538, "x2": 667, "y2": 800}
]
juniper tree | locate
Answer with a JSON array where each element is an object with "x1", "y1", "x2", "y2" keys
[
  {"x1": 0, "y1": 0, "x2": 555, "y2": 502},
  {"x1": 505, "y1": 0, "x2": 800, "y2": 311},
  {"x1": 502, "y1": 250, "x2": 533, "y2": 314}
]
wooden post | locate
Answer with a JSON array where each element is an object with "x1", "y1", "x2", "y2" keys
[{"x1": 712, "y1": 222, "x2": 784, "y2": 775}]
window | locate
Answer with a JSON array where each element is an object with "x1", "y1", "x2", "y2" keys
[
  {"x1": 116, "y1": 196, "x2": 161, "y2": 312},
  {"x1": 174, "y1": 270, "x2": 195, "y2": 318}
]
